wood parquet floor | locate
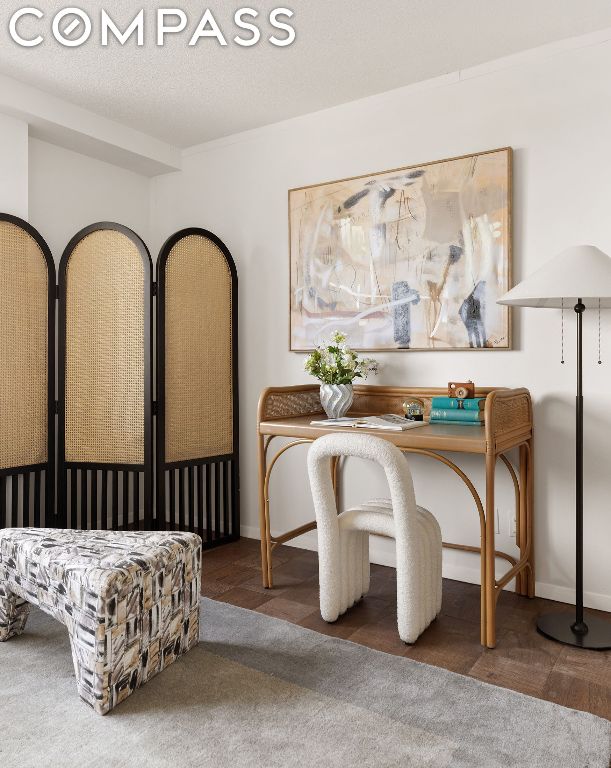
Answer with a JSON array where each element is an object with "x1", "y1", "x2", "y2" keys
[{"x1": 202, "y1": 537, "x2": 611, "y2": 720}]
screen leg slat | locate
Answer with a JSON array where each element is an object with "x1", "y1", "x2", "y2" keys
[
  {"x1": 179, "y1": 468, "x2": 185, "y2": 532},
  {"x1": 22, "y1": 474, "x2": 30, "y2": 527},
  {"x1": 188, "y1": 466, "x2": 194, "y2": 532},
  {"x1": 134, "y1": 472, "x2": 140, "y2": 531},
  {"x1": 223, "y1": 461, "x2": 229, "y2": 537},
  {"x1": 112, "y1": 470, "x2": 119, "y2": 530},
  {"x1": 214, "y1": 463, "x2": 221, "y2": 541},
  {"x1": 206, "y1": 464, "x2": 212, "y2": 543},
  {"x1": 80, "y1": 470, "x2": 88, "y2": 531},
  {"x1": 0, "y1": 476, "x2": 6, "y2": 528},
  {"x1": 70, "y1": 470, "x2": 77, "y2": 529},
  {"x1": 34, "y1": 471, "x2": 41, "y2": 528},
  {"x1": 168, "y1": 470, "x2": 175, "y2": 531},
  {"x1": 231, "y1": 460, "x2": 239, "y2": 538},
  {"x1": 197, "y1": 465, "x2": 204, "y2": 541},
  {"x1": 91, "y1": 471, "x2": 98, "y2": 531}
]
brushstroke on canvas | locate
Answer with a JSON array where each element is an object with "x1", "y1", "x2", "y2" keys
[{"x1": 289, "y1": 148, "x2": 511, "y2": 351}]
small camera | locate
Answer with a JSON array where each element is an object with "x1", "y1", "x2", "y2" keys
[{"x1": 448, "y1": 381, "x2": 475, "y2": 399}]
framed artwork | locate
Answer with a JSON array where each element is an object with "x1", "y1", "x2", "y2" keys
[{"x1": 289, "y1": 147, "x2": 512, "y2": 351}]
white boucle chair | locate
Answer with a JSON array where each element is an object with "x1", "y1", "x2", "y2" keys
[{"x1": 307, "y1": 432, "x2": 442, "y2": 644}]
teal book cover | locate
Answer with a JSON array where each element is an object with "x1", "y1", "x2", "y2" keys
[
  {"x1": 430, "y1": 408, "x2": 483, "y2": 422},
  {"x1": 431, "y1": 397, "x2": 485, "y2": 410}
]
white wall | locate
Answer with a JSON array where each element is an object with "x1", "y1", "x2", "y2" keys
[
  {"x1": 0, "y1": 113, "x2": 28, "y2": 218},
  {"x1": 28, "y1": 138, "x2": 151, "y2": 263},
  {"x1": 150, "y1": 37, "x2": 611, "y2": 610},
  {"x1": 6, "y1": 34, "x2": 608, "y2": 610}
]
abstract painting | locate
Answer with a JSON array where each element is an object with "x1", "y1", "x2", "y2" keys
[{"x1": 289, "y1": 147, "x2": 512, "y2": 351}]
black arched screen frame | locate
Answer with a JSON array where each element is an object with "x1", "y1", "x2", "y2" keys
[
  {"x1": 0, "y1": 214, "x2": 56, "y2": 528},
  {"x1": 57, "y1": 223, "x2": 153, "y2": 530},
  {"x1": 157, "y1": 228, "x2": 239, "y2": 547},
  {"x1": 1, "y1": 219, "x2": 239, "y2": 546}
]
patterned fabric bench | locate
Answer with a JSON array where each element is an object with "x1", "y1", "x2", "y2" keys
[{"x1": 0, "y1": 528, "x2": 201, "y2": 715}]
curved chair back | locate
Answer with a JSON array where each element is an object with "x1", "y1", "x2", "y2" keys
[{"x1": 307, "y1": 432, "x2": 421, "y2": 621}]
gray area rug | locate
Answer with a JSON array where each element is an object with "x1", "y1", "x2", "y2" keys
[{"x1": 1, "y1": 598, "x2": 608, "y2": 768}]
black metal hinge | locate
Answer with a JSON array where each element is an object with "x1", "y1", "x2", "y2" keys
[
  {"x1": 152, "y1": 282, "x2": 157, "y2": 297},
  {"x1": 152, "y1": 401, "x2": 158, "y2": 416},
  {"x1": 55, "y1": 284, "x2": 60, "y2": 300},
  {"x1": 54, "y1": 400, "x2": 59, "y2": 414}
]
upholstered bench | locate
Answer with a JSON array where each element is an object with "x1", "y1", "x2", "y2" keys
[{"x1": 0, "y1": 528, "x2": 201, "y2": 715}]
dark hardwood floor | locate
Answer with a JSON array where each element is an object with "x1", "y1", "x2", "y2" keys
[{"x1": 202, "y1": 537, "x2": 611, "y2": 720}]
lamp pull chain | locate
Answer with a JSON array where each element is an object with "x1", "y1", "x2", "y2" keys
[
  {"x1": 561, "y1": 298, "x2": 565, "y2": 364},
  {"x1": 598, "y1": 298, "x2": 602, "y2": 364}
]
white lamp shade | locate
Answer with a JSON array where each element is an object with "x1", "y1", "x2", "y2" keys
[{"x1": 498, "y1": 245, "x2": 611, "y2": 308}]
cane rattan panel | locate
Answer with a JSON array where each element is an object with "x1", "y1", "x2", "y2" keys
[
  {"x1": 493, "y1": 393, "x2": 531, "y2": 437},
  {"x1": 164, "y1": 234, "x2": 233, "y2": 462},
  {"x1": 64, "y1": 230, "x2": 144, "y2": 465},
  {"x1": 0, "y1": 221, "x2": 49, "y2": 469}
]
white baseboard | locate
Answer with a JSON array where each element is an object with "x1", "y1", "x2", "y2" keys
[
  {"x1": 240, "y1": 525, "x2": 611, "y2": 613},
  {"x1": 534, "y1": 582, "x2": 611, "y2": 612}
]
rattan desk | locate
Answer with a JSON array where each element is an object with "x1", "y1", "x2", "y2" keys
[{"x1": 257, "y1": 385, "x2": 534, "y2": 649}]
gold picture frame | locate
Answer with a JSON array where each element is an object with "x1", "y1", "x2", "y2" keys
[{"x1": 289, "y1": 147, "x2": 512, "y2": 352}]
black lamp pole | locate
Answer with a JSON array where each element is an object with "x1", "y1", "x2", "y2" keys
[{"x1": 537, "y1": 299, "x2": 611, "y2": 649}]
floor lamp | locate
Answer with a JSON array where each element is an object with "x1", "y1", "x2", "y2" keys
[{"x1": 499, "y1": 245, "x2": 611, "y2": 650}]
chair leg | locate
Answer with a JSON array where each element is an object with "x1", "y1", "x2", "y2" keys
[
  {"x1": 340, "y1": 529, "x2": 369, "y2": 611},
  {"x1": 318, "y1": 523, "x2": 342, "y2": 623},
  {"x1": 418, "y1": 509, "x2": 443, "y2": 619},
  {"x1": 361, "y1": 532, "x2": 370, "y2": 595},
  {"x1": 395, "y1": 511, "x2": 442, "y2": 644},
  {"x1": 338, "y1": 530, "x2": 352, "y2": 612},
  {"x1": 320, "y1": 528, "x2": 369, "y2": 623},
  {"x1": 395, "y1": 548, "x2": 422, "y2": 645},
  {"x1": 348, "y1": 531, "x2": 368, "y2": 606},
  {"x1": 0, "y1": 587, "x2": 30, "y2": 641}
]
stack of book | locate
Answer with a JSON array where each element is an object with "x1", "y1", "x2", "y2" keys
[{"x1": 429, "y1": 397, "x2": 485, "y2": 425}]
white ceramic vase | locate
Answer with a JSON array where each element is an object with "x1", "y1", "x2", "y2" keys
[{"x1": 319, "y1": 383, "x2": 354, "y2": 419}]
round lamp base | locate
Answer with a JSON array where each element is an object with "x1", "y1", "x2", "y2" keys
[{"x1": 537, "y1": 611, "x2": 611, "y2": 650}]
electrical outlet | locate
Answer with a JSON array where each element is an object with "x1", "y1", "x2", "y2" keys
[{"x1": 510, "y1": 515, "x2": 516, "y2": 537}]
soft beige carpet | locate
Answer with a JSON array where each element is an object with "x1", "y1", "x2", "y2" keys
[{"x1": 1, "y1": 598, "x2": 609, "y2": 768}]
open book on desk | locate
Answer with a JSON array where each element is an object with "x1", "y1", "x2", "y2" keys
[{"x1": 310, "y1": 414, "x2": 428, "y2": 432}]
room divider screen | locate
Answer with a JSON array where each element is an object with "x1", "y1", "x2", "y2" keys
[
  {"x1": 157, "y1": 229, "x2": 239, "y2": 546},
  {"x1": 58, "y1": 223, "x2": 153, "y2": 531},
  {"x1": 0, "y1": 214, "x2": 55, "y2": 529},
  {"x1": 0, "y1": 216, "x2": 239, "y2": 547}
]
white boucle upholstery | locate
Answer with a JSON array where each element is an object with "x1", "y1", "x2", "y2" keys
[{"x1": 307, "y1": 433, "x2": 442, "y2": 644}]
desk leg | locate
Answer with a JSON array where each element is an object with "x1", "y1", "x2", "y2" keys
[
  {"x1": 517, "y1": 445, "x2": 528, "y2": 597},
  {"x1": 479, "y1": 526, "x2": 487, "y2": 648},
  {"x1": 485, "y1": 452, "x2": 497, "y2": 649},
  {"x1": 516, "y1": 445, "x2": 528, "y2": 595},
  {"x1": 526, "y1": 438, "x2": 535, "y2": 598},
  {"x1": 258, "y1": 434, "x2": 271, "y2": 588},
  {"x1": 517, "y1": 440, "x2": 535, "y2": 599}
]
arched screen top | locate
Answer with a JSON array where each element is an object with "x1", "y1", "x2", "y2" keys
[
  {"x1": 60, "y1": 225, "x2": 152, "y2": 466},
  {"x1": 159, "y1": 230, "x2": 237, "y2": 463},
  {"x1": 0, "y1": 215, "x2": 54, "y2": 470}
]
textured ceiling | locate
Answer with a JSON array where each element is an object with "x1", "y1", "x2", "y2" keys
[{"x1": 1, "y1": 0, "x2": 611, "y2": 148}]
